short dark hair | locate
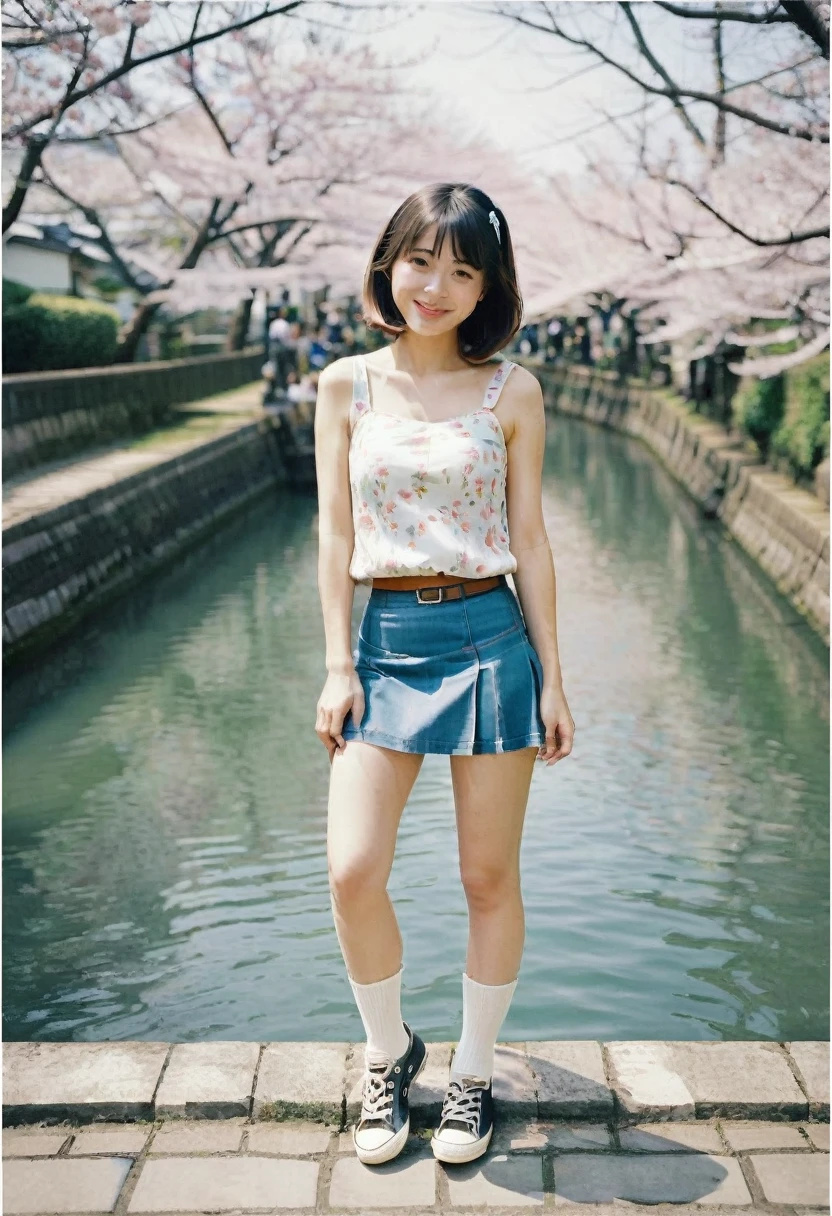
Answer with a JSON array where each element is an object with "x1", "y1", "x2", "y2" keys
[{"x1": 362, "y1": 183, "x2": 523, "y2": 364}]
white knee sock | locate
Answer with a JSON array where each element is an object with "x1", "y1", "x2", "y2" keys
[
  {"x1": 348, "y1": 965, "x2": 410, "y2": 1067},
  {"x1": 450, "y1": 972, "x2": 518, "y2": 1083}
]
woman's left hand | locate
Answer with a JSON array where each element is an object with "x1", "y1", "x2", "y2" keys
[{"x1": 537, "y1": 685, "x2": 575, "y2": 766}]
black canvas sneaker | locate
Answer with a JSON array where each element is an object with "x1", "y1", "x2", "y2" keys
[
  {"x1": 431, "y1": 1075, "x2": 495, "y2": 1164},
  {"x1": 352, "y1": 1022, "x2": 427, "y2": 1166}
]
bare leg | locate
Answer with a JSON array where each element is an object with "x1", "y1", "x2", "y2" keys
[
  {"x1": 327, "y1": 740, "x2": 424, "y2": 983},
  {"x1": 450, "y1": 747, "x2": 538, "y2": 983}
]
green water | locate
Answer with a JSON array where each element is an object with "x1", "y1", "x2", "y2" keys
[{"x1": 4, "y1": 414, "x2": 828, "y2": 1043}]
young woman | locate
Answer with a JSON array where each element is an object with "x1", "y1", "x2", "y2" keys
[{"x1": 314, "y1": 183, "x2": 574, "y2": 1168}]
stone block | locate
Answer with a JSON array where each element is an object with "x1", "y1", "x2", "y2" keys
[
  {"x1": 3, "y1": 1129, "x2": 71, "y2": 1157},
  {"x1": 444, "y1": 1152, "x2": 544, "y2": 1206},
  {"x1": 619, "y1": 1123, "x2": 725, "y2": 1154},
  {"x1": 492, "y1": 1043, "x2": 538, "y2": 1118},
  {"x1": 720, "y1": 1121, "x2": 809, "y2": 1152},
  {"x1": 3, "y1": 1042, "x2": 168, "y2": 1123},
  {"x1": 493, "y1": 1122, "x2": 612, "y2": 1153},
  {"x1": 154, "y1": 1041, "x2": 259, "y2": 1118},
  {"x1": 750, "y1": 1152, "x2": 830, "y2": 1206},
  {"x1": 607, "y1": 1041, "x2": 806, "y2": 1120},
  {"x1": 253, "y1": 1041, "x2": 347, "y2": 1122},
  {"x1": 148, "y1": 1121, "x2": 245, "y2": 1154},
  {"x1": 528, "y1": 1041, "x2": 613, "y2": 1119},
  {"x1": 803, "y1": 1123, "x2": 830, "y2": 1151},
  {"x1": 127, "y1": 1156, "x2": 318, "y2": 1211},
  {"x1": 245, "y1": 1125, "x2": 332, "y2": 1155},
  {"x1": 69, "y1": 1127, "x2": 150, "y2": 1155},
  {"x1": 3, "y1": 1156, "x2": 132, "y2": 1213},
  {"x1": 328, "y1": 1152, "x2": 436, "y2": 1207},
  {"x1": 605, "y1": 1042, "x2": 694, "y2": 1120},
  {"x1": 788, "y1": 1042, "x2": 831, "y2": 1115},
  {"x1": 552, "y1": 1151, "x2": 752, "y2": 1205}
]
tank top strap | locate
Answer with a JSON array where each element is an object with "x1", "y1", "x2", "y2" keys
[
  {"x1": 349, "y1": 354, "x2": 372, "y2": 433},
  {"x1": 481, "y1": 359, "x2": 516, "y2": 411}
]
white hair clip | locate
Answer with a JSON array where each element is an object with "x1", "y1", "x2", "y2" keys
[{"x1": 488, "y1": 209, "x2": 501, "y2": 244}]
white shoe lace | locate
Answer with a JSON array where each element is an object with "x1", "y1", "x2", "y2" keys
[
  {"x1": 439, "y1": 1077, "x2": 488, "y2": 1136},
  {"x1": 359, "y1": 1062, "x2": 395, "y2": 1128}
]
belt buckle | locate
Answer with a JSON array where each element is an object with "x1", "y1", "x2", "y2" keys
[{"x1": 416, "y1": 586, "x2": 444, "y2": 604}]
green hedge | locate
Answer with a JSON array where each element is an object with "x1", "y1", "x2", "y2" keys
[
  {"x1": 3, "y1": 284, "x2": 120, "y2": 373},
  {"x1": 733, "y1": 374, "x2": 785, "y2": 459},
  {"x1": 771, "y1": 353, "x2": 830, "y2": 480},
  {"x1": 733, "y1": 352, "x2": 830, "y2": 480}
]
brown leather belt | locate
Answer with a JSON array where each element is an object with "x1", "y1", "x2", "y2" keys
[{"x1": 370, "y1": 574, "x2": 505, "y2": 603}]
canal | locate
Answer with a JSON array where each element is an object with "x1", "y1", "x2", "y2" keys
[{"x1": 4, "y1": 412, "x2": 828, "y2": 1044}]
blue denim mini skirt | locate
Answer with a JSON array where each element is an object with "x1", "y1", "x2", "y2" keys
[{"x1": 341, "y1": 575, "x2": 547, "y2": 756}]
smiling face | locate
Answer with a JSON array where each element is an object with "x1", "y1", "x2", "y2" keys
[{"x1": 389, "y1": 223, "x2": 487, "y2": 339}]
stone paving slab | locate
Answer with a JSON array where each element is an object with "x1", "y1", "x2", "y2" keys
[
  {"x1": 788, "y1": 1042, "x2": 831, "y2": 1114},
  {"x1": 618, "y1": 1123, "x2": 726, "y2": 1154},
  {"x1": 3, "y1": 1156, "x2": 132, "y2": 1214},
  {"x1": 494, "y1": 1121, "x2": 613, "y2": 1153},
  {"x1": 127, "y1": 1155, "x2": 319, "y2": 1211},
  {"x1": 529, "y1": 1040, "x2": 613, "y2": 1119},
  {"x1": 719, "y1": 1121, "x2": 811, "y2": 1152},
  {"x1": 3, "y1": 1042, "x2": 169, "y2": 1123},
  {"x1": 607, "y1": 1041, "x2": 808, "y2": 1121},
  {"x1": 253, "y1": 1041, "x2": 348, "y2": 1122},
  {"x1": 444, "y1": 1152, "x2": 545, "y2": 1206},
  {"x1": 750, "y1": 1152, "x2": 830, "y2": 1205},
  {"x1": 328, "y1": 1151, "x2": 436, "y2": 1207},
  {"x1": 148, "y1": 1120, "x2": 245, "y2": 1153},
  {"x1": 551, "y1": 1151, "x2": 753, "y2": 1205},
  {"x1": 2, "y1": 1129, "x2": 72, "y2": 1157},
  {"x1": 69, "y1": 1126, "x2": 150, "y2": 1155},
  {"x1": 154, "y1": 1041, "x2": 259, "y2": 1118},
  {"x1": 803, "y1": 1122, "x2": 830, "y2": 1150},
  {"x1": 246, "y1": 1123, "x2": 334, "y2": 1155},
  {"x1": 493, "y1": 1043, "x2": 539, "y2": 1118}
]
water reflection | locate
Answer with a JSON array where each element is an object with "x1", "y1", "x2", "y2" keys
[{"x1": 3, "y1": 414, "x2": 828, "y2": 1042}]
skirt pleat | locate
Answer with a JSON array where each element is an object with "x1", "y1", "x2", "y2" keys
[{"x1": 341, "y1": 577, "x2": 546, "y2": 756}]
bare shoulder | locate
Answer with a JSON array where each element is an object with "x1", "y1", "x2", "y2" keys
[
  {"x1": 317, "y1": 354, "x2": 357, "y2": 393},
  {"x1": 315, "y1": 354, "x2": 356, "y2": 423},
  {"x1": 506, "y1": 362, "x2": 543, "y2": 405},
  {"x1": 500, "y1": 362, "x2": 544, "y2": 442}
]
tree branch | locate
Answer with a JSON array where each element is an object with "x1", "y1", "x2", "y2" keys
[{"x1": 666, "y1": 175, "x2": 830, "y2": 243}]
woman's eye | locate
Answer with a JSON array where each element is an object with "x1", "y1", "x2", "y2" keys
[
  {"x1": 411, "y1": 256, "x2": 428, "y2": 266},
  {"x1": 455, "y1": 270, "x2": 472, "y2": 279}
]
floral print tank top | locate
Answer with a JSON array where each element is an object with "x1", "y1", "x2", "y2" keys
[{"x1": 347, "y1": 355, "x2": 518, "y2": 584}]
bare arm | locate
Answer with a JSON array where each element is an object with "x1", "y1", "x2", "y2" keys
[
  {"x1": 504, "y1": 367, "x2": 574, "y2": 765},
  {"x1": 313, "y1": 357, "x2": 365, "y2": 759},
  {"x1": 504, "y1": 368, "x2": 563, "y2": 691},
  {"x1": 314, "y1": 358, "x2": 357, "y2": 673}
]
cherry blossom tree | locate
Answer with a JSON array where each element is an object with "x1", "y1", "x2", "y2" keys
[
  {"x1": 493, "y1": 1, "x2": 829, "y2": 376},
  {"x1": 2, "y1": 0, "x2": 313, "y2": 232}
]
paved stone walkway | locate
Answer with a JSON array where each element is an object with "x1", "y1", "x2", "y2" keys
[
  {"x1": 2, "y1": 1039, "x2": 828, "y2": 1212},
  {"x1": 3, "y1": 1115, "x2": 829, "y2": 1212},
  {"x1": 3, "y1": 382, "x2": 264, "y2": 529}
]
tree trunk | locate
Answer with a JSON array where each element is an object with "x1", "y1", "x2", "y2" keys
[
  {"x1": 114, "y1": 299, "x2": 162, "y2": 364},
  {"x1": 2, "y1": 135, "x2": 47, "y2": 233},
  {"x1": 225, "y1": 293, "x2": 255, "y2": 351}
]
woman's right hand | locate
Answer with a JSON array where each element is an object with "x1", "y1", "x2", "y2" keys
[{"x1": 315, "y1": 669, "x2": 365, "y2": 762}]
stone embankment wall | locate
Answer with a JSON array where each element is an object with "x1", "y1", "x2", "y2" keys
[
  {"x1": 540, "y1": 364, "x2": 830, "y2": 644},
  {"x1": 3, "y1": 413, "x2": 293, "y2": 668},
  {"x1": 3, "y1": 348, "x2": 265, "y2": 476}
]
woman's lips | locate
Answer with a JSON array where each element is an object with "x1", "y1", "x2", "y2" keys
[{"x1": 414, "y1": 301, "x2": 449, "y2": 318}]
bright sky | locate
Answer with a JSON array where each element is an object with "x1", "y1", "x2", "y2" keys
[{"x1": 361, "y1": 1, "x2": 804, "y2": 181}]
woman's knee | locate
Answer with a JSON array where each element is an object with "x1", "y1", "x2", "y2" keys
[
  {"x1": 328, "y1": 852, "x2": 389, "y2": 909},
  {"x1": 460, "y1": 861, "x2": 521, "y2": 913}
]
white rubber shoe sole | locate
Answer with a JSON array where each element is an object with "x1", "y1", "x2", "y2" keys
[
  {"x1": 352, "y1": 1050, "x2": 428, "y2": 1166},
  {"x1": 431, "y1": 1122, "x2": 493, "y2": 1165}
]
